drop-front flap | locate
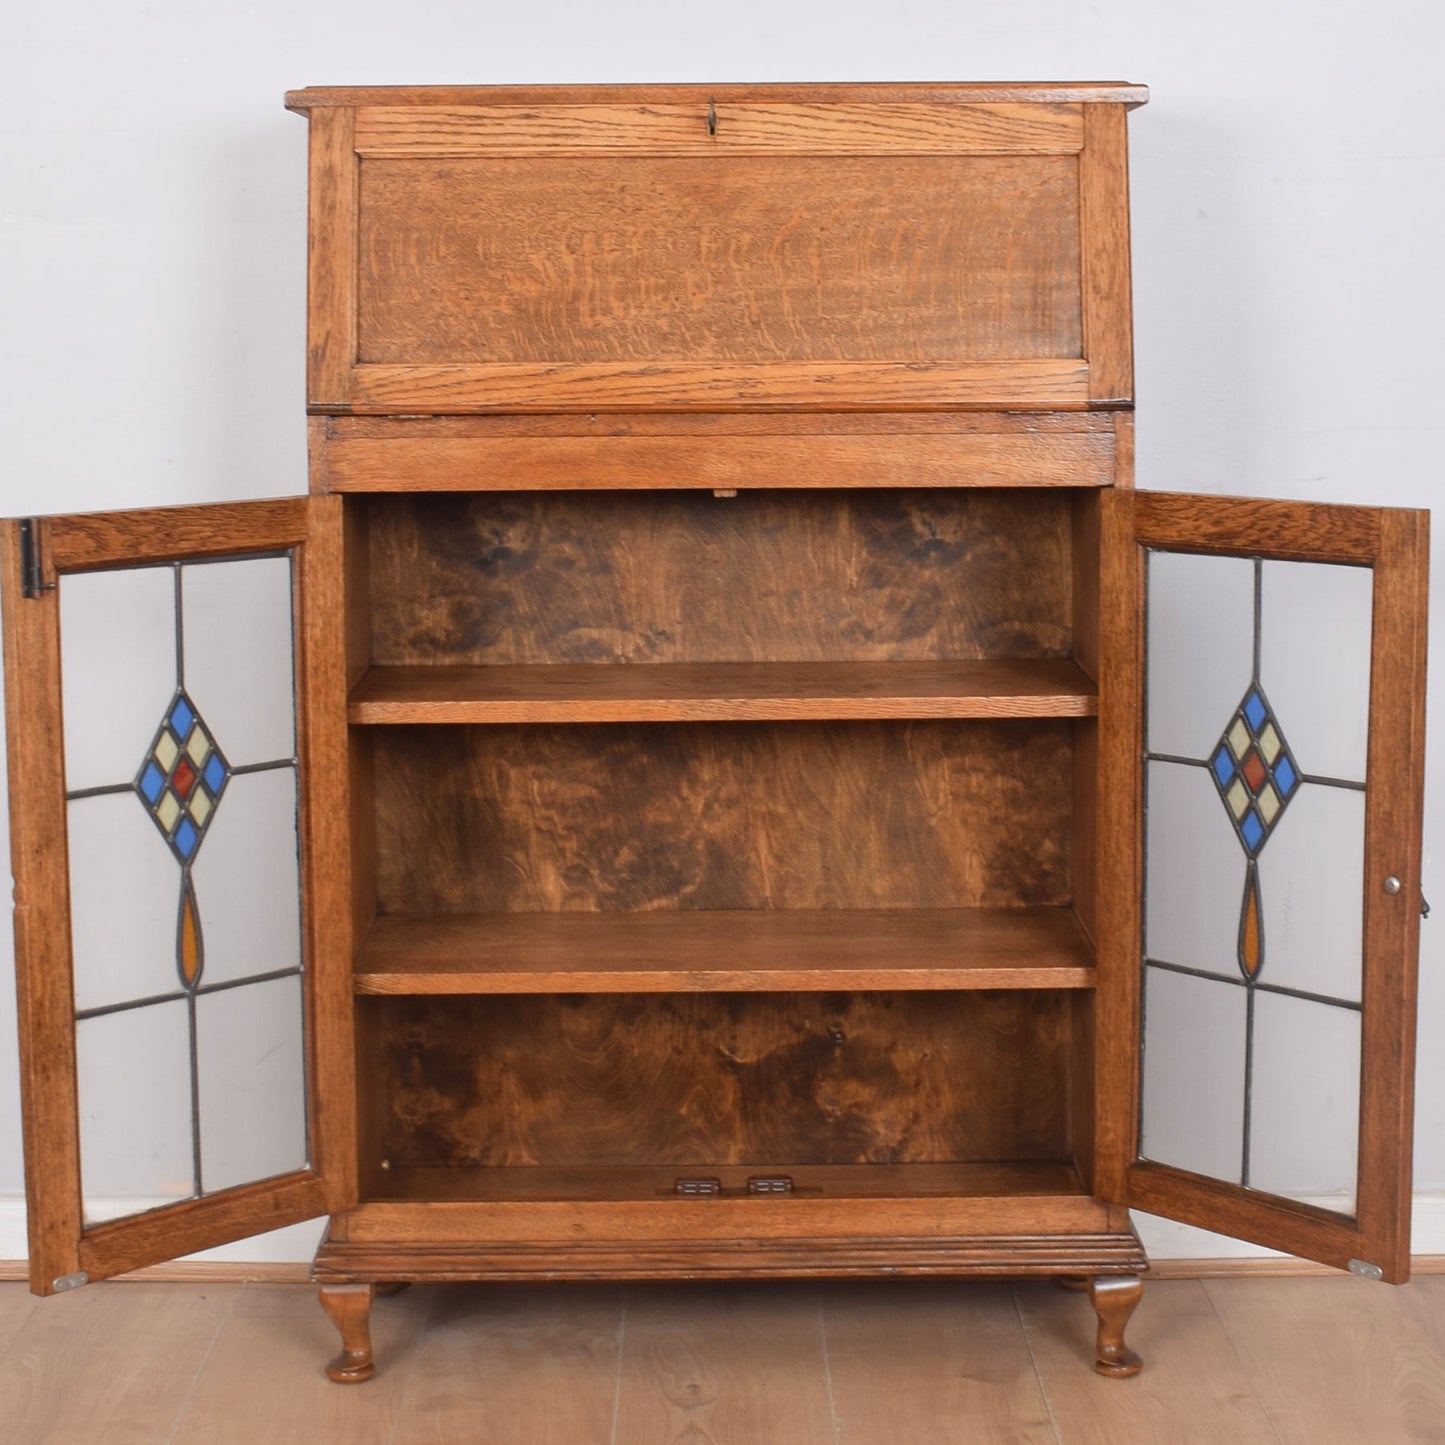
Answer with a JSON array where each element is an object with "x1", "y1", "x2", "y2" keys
[{"x1": 289, "y1": 83, "x2": 1146, "y2": 415}]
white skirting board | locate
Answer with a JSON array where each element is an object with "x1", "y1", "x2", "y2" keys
[{"x1": 2, "y1": 1196, "x2": 1445, "y2": 1269}]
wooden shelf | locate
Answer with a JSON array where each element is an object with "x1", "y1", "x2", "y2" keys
[
  {"x1": 366, "y1": 1161, "x2": 1087, "y2": 1205},
  {"x1": 347, "y1": 659, "x2": 1099, "y2": 724},
  {"x1": 353, "y1": 907, "x2": 1096, "y2": 994}
]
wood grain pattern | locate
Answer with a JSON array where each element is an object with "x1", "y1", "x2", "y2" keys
[
  {"x1": 1092, "y1": 490, "x2": 1141, "y2": 1202},
  {"x1": 329, "y1": 410, "x2": 1118, "y2": 439},
  {"x1": 342, "y1": 359, "x2": 1093, "y2": 414},
  {"x1": 167, "y1": 1283, "x2": 431, "y2": 1442},
  {"x1": 0, "y1": 1283, "x2": 242, "y2": 1445},
  {"x1": 369, "y1": 991, "x2": 1073, "y2": 1169},
  {"x1": 1079, "y1": 105, "x2": 1134, "y2": 403},
  {"x1": 366, "y1": 489, "x2": 1076, "y2": 667},
  {"x1": 610, "y1": 1284, "x2": 835, "y2": 1445},
  {"x1": 1131, "y1": 491, "x2": 1382, "y2": 564},
  {"x1": 287, "y1": 82, "x2": 1151, "y2": 111},
  {"x1": 371, "y1": 720, "x2": 1075, "y2": 913},
  {"x1": 824, "y1": 1281, "x2": 1058, "y2": 1442},
  {"x1": 352, "y1": 102, "x2": 1085, "y2": 157},
  {"x1": 334, "y1": 1206, "x2": 1132, "y2": 1251},
  {"x1": 40, "y1": 497, "x2": 309, "y2": 573},
  {"x1": 348, "y1": 659, "x2": 1098, "y2": 724},
  {"x1": 367, "y1": 1162, "x2": 1087, "y2": 1203},
  {"x1": 1355, "y1": 506, "x2": 1429, "y2": 1283},
  {"x1": 1203, "y1": 1275, "x2": 1445, "y2": 1445},
  {"x1": 324, "y1": 429, "x2": 1119, "y2": 493},
  {"x1": 393, "y1": 1285, "x2": 622, "y2": 1445},
  {"x1": 306, "y1": 107, "x2": 357, "y2": 409},
  {"x1": 357, "y1": 154, "x2": 1079, "y2": 365},
  {"x1": 297, "y1": 496, "x2": 359, "y2": 1215},
  {"x1": 1016, "y1": 1278, "x2": 1281, "y2": 1440},
  {"x1": 353, "y1": 906, "x2": 1096, "y2": 993},
  {"x1": 1, "y1": 519, "x2": 85, "y2": 1293}
]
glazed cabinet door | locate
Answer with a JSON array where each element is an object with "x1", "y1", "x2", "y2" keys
[
  {"x1": 1098, "y1": 491, "x2": 1428, "y2": 1282},
  {"x1": 1, "y1": 497, "x2": 356, "y2": 1293}
]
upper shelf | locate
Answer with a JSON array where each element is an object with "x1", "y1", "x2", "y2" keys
[
  {"x1": 353, "y1": 906, "x2": 1097, "y2": 994},
  {"x1": 347, "y1": 659, "x2": 1099, "y2": 724}
]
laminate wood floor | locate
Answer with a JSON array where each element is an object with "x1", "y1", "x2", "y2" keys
[{"x1": 2, "y1": 1275, "x2": 1443, "y2": 1444}]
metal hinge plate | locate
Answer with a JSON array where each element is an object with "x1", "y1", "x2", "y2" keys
[
  {"x1": 747, "y1": 1175, "x2": 794, "y2": 1195},
  {"x1": 19, "y1": 518, "x2": 55, "y2": 600},
  {"x1": 675, "y1": 1177, "x2": 722, "y2": 1197},
  {"x1": 52, "y1": 1271, "x2": 89, "y2": 1292},
  {"x1": 1347, "y1": 1258, "x2": 1384, "y2": 1281}
]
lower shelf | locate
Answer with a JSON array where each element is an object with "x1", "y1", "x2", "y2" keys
[
  {"x1": 353, "y1": 907, "x2": 1096, "y2": 993},
  {"x1": 367, "y1": 1161, "x2": 1086, "y2": 1203}
]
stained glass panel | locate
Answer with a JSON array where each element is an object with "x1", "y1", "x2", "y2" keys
[
  {"x1": 57, "y1": 552, "x2": 308, "y2": 1229},
  {"x1": 1141, "y1": 549, "x2": 1370, "y2": 1218}
]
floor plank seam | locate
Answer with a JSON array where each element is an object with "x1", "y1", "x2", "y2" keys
[
  {"x1": 1012, "y1": 1284, "x2": 1064, "y2": 1445},
  {"x1": 1200, "y1": 1280, "x2": 1287, "y2": 1445},
  {"x1": 384, "y1": 1284, "x2": 430, "y2": 1445},
  {"x1": 160, "y1": 1280, "x2": 243, "y2": 1445},
  {"x1": 607, "y1": 1288, "x2": 628, "y2": 1445},
  {"x1": 818, "y1": 1291, "x2": 842, "y2": 1445}
]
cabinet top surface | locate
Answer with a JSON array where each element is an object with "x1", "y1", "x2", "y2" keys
[{"x1": 285, "y1": 81, "x2": 1149, "y2": 111}]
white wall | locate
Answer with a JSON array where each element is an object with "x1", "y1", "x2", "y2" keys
[{"x1": 2, "y1": 1, "x2": 1441, "y2": 1258}]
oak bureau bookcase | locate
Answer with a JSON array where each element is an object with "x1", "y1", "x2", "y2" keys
[{"x1": 1, "y1": 83, "x2": 1429, "y2": 1382}]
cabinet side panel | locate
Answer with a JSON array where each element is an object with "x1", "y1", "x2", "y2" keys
[
  {"x1": 307, "y1": 108, "x2": 359, "y2": 409},
  {"x1": 1079, "y1": 105, "x2": 1134, "y2": 404}
]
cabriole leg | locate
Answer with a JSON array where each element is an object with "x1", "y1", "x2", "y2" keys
[
  {"x1": 319, "y1": 1282, "x2": 376, "y2": 1383},
  {"x1": 1089, "y1": 1274, "x2": 1144, "y2": 1377}
]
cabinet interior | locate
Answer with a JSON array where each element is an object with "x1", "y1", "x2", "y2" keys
[{"x1": 341, "y1": 484, "x2": 1103, "y2": 1208}]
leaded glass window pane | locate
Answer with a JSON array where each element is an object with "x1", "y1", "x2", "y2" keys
[
  {"x1": 58, "y1": 554, "x2": 308, "y2": 1228},
  {"x1": 1141, "y1": 551, "x2": 1371, "y2": 1217}
]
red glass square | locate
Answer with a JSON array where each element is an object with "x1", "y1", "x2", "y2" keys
[
  {"x1": 172, "y1": 757, "x2": 198, "y2": 799},
  {"x1": 1241, "y1": 750, "x2": 1267, "y2": 792}
]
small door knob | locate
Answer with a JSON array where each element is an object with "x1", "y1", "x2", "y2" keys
[{"x1": 1384, "y1": 876, "x2": 1402, "y2": 895}]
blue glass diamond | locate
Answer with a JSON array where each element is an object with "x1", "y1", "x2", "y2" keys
[
  {"x1": 1274, "y1": 756, "x2": 1298, "y2": 796},
  {"x1": 169, "y1": 696, "x2": 195, "y2": 738},
  {"x1": 139, "y1": 762, "x2": 165, "y2": 804},
  {"x1": 1241, "y1": 810, "x2": 1265, "y2": 852},
  {"x1": 203, "y1": 754, "x2": 227, "y2": 794},
  {"x1": 1211, "y1": 746, "x2": 1235, "y2": 787},
  {"x1": 1244, "y1": 691, "x2": 1267, "y2": 731},
  {"x1": 174, "y1": 817, "x2": 199, "y2": 858}
]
